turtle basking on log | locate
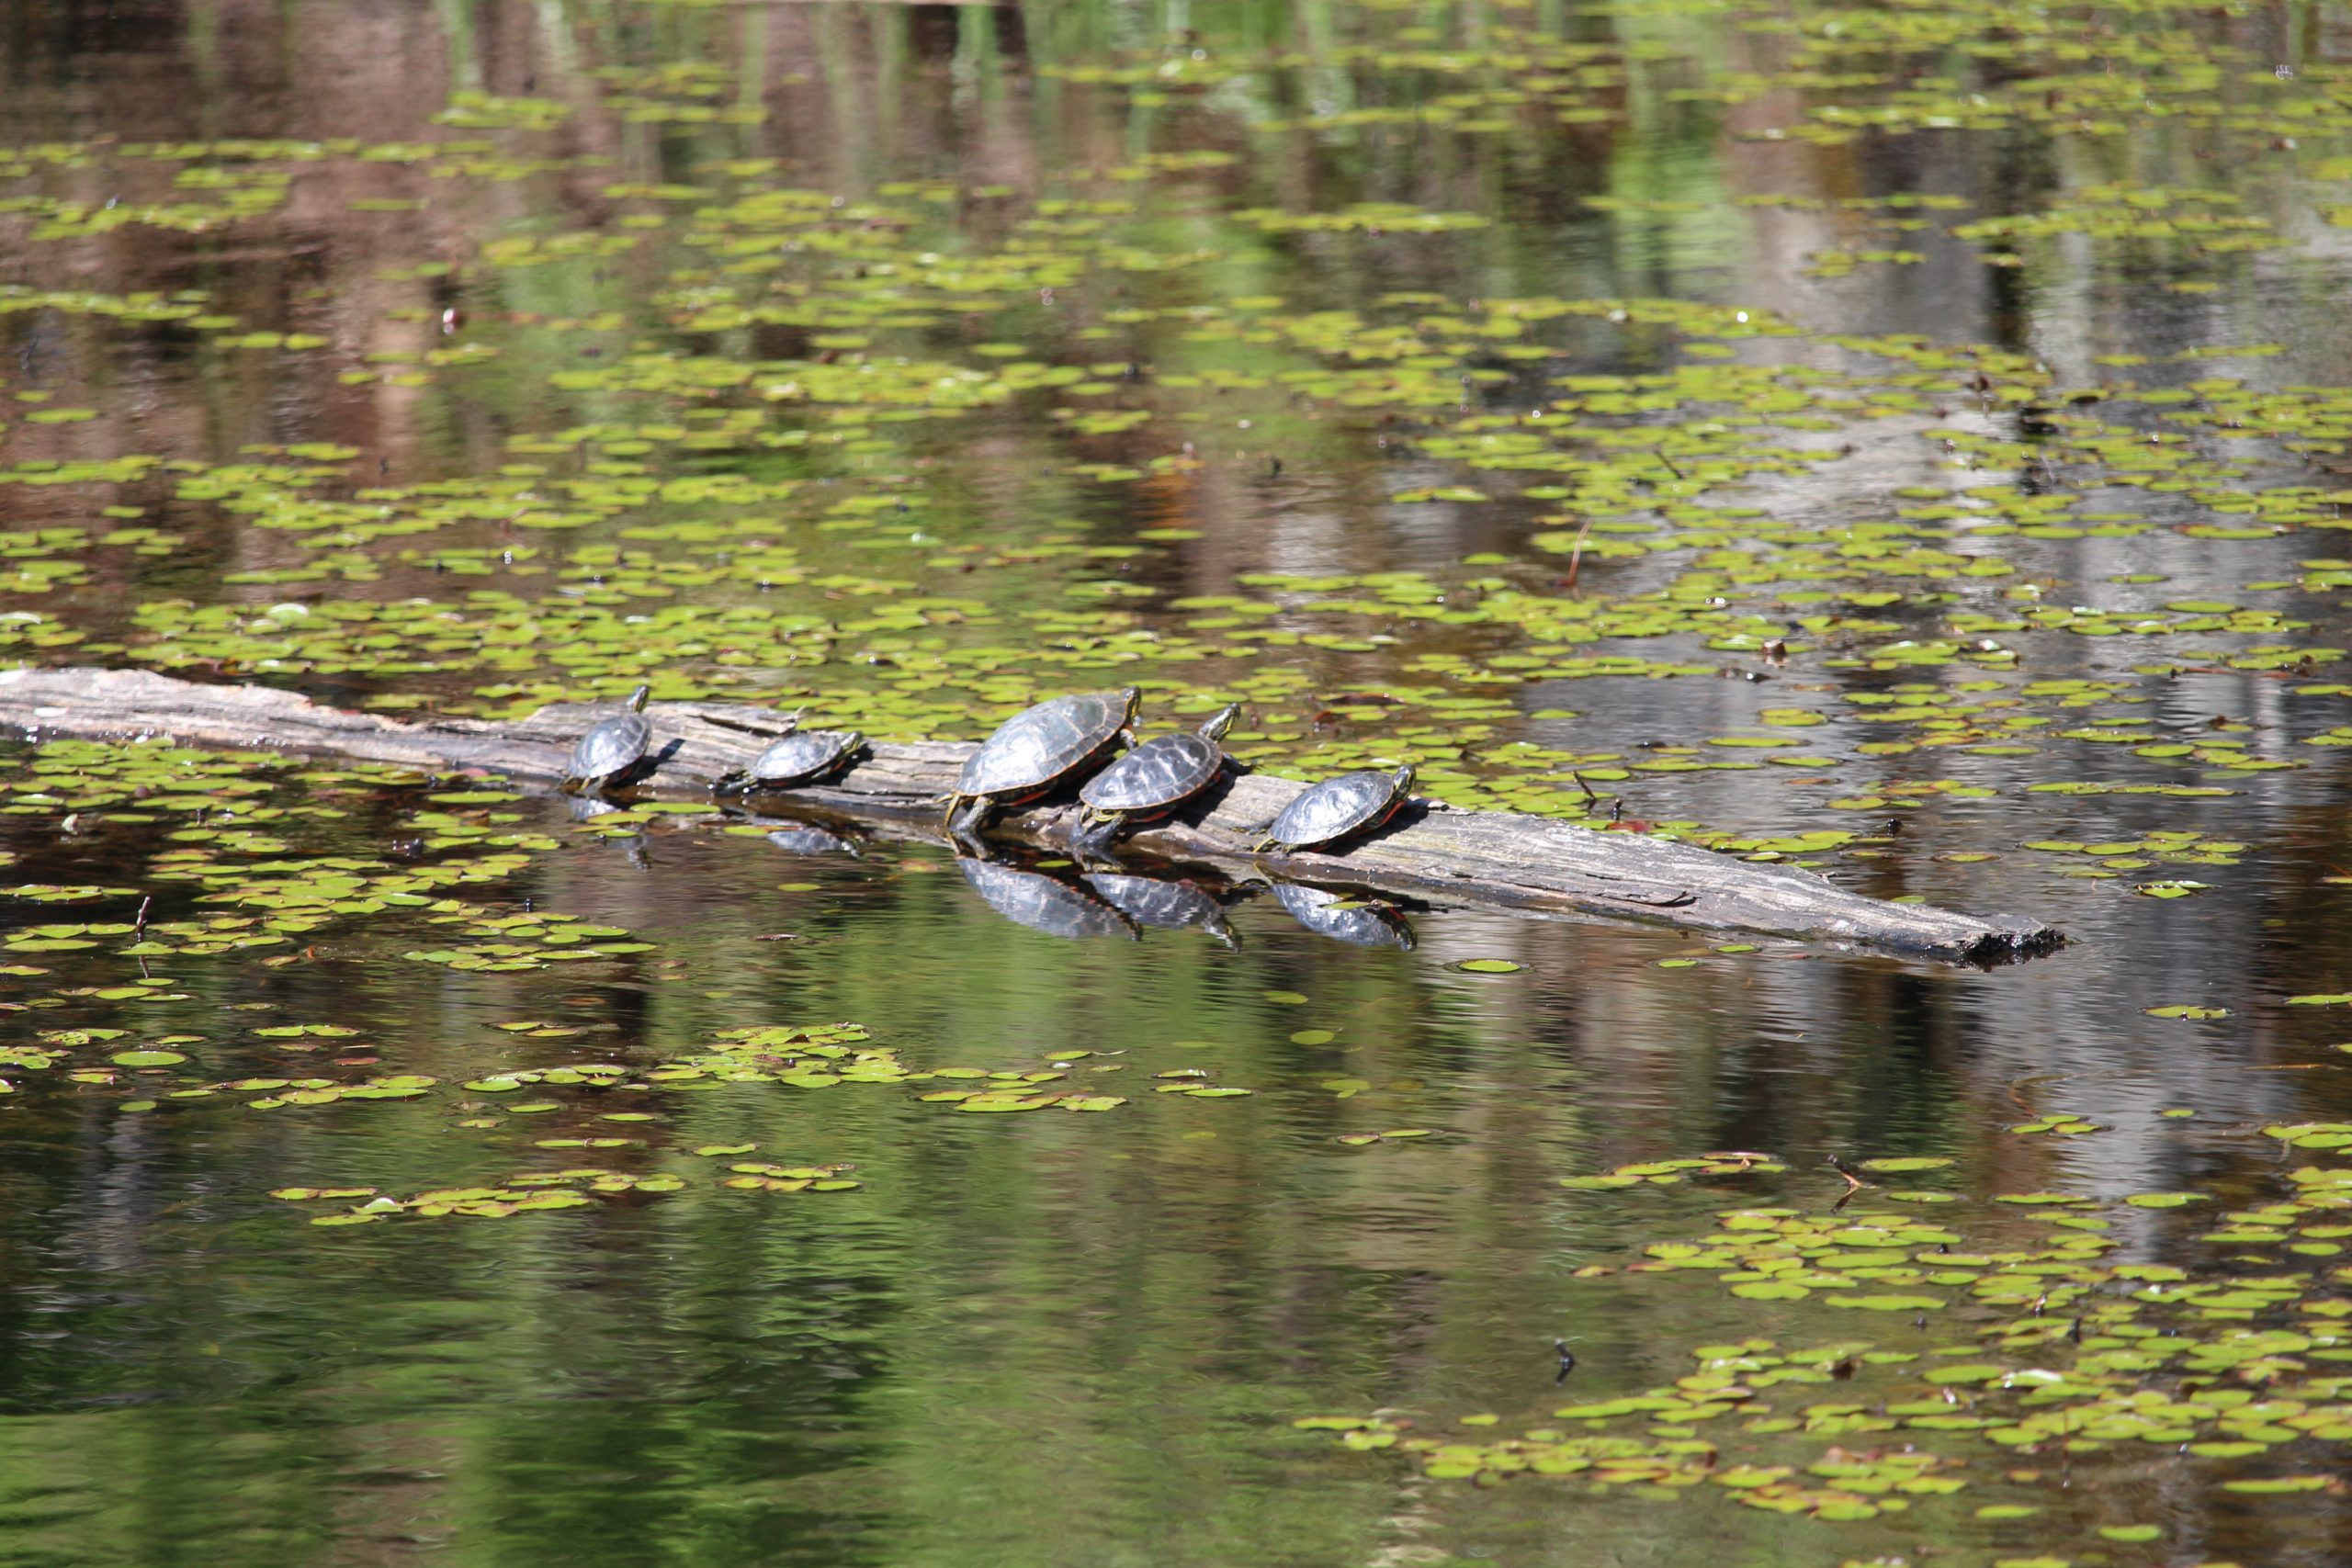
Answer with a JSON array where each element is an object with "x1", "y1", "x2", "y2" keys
[
  {"x1": 1073, "y1": 703, "x2": 1241, "y2": 852},
  {"x1": 942, "y1": 687, "x2": 1138, "y2": 837},
  {"x1": 1253, "y1": 765, "x2": 1416, "y2": 853},
  {"x1": 560, "y1": 684, "x2": 652, "y2": 795}
]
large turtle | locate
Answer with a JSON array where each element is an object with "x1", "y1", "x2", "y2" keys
[
  {"x1": 561, "y1": 684, "x2": 651, "y2": 795},
  {"x1": 1073, "y1": 703, "x2": 1240, "y2": 850},
  {"x1": 958, "y1": 858, "x2": 1137, "y2": 940},
  {"x1": 1253, "y1": 765, "x2": 1416, "y2": 852},
  {"x1": 1083, "y1": 871, "x2": 1239, "y2": 947},
  {"x1": 944, "y1": 687, "x2": 1139, "y2": 835}
]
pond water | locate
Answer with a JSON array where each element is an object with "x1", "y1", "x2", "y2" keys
[{"x1": 7, "y1": 3, "x2": 2352, "y2": 1564}]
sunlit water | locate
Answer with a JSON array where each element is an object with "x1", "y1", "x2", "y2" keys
[{"x1": 8, "y1": 4, "x2": 2352, "y2": 1565}]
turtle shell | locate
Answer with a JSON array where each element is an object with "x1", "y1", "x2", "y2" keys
[
  {"x1": 1079, "y1": 703, "x2": 1237, "y2": 817},
  {"x1": 956, "y1": 688, "x2": 1137, "y2": 799},
  {"x1": 1262, "y1": 765, "x2": 1414, "y2": 850},
  {"x1": 1079, "y1": 732, "x2": 1222, "y2": 814},
  {"x1": 567, "y1": 685, "x2": 651, "y2": 784},
  {"x1": 747, "y1": 728, "x2": 863, "y2": 787}
]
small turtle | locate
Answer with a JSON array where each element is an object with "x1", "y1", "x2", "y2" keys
[
  {"x1": 1084, "y1": 871, "x2": 1239, "y2": 947},
  {"x1": 1253, "y1": 764, "x2": 1416, "y2": 852},
  {"x1": 944, "y1": 687, "x2": 1139, "y2": 835},
  {"x1": 1272, "y1": 883, "x2": 1415, "y2": 950},
  {"x1": 561, "y1": 684, "x2": 651, "y2": 795},
  {"x1": 727, "y1": 724, "x2": 865, "y2": 792},
  {"x1": 958, "y1": 858, "x2": 1137, "y2": 941},
  {"x1": 1074, "y1": 703, "x2": 1240, "y2": 850}
]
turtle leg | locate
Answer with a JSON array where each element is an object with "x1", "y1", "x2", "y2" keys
[
  {"x1": 1072, "y1": 811, "x2": 1123, "y2": 854},
  {"x1": 946, "y1": 794, "x2": 994, "y2": 835}
]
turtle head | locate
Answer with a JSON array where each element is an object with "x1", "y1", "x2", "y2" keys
[
  {"x1": 1390, "y1": 763, "x2": 1416, "y2": 795},
  {"x1": 1199, "y1": 703, "x2": 1241, "y2": 741},
  {"x1": 626, "y1": 684, "x2": 652, "y2": 712},
  {"x1": 1115, "y1": 686, "x2": 1142, "y2": 722}
]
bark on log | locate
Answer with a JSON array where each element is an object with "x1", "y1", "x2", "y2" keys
[{"x1": 0, "y1": 666, "x2": 2059, "y2": 964}]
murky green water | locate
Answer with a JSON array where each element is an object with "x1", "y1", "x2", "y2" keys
[{"x1": 11, "y1": 3, "x2": 2352, "y2": 1564}]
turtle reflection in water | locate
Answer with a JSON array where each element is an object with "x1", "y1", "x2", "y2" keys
[
  {"x1": 944, "y1": 687, "x2": 1138, "y2": 837},
  {"x1": 1083, "y1": 872, "x2": 1239, "y2": 947},
  {"x1": 1272, "y1": 883, "x2": 1415, "y2": 950},
  {"x1": 765, "y1": 825, "x2": 864, "y2": 859},
  {"x1": 566, "y1": 793, "x2": 629, "y2": 824},
  {"x1": 958, "y1": 858, "x2": 1137, "y2": 940},
  {"x1": 567, "y1": 793, "x2": 650, "y2": 871},
  {"x1": 561, "y1": 683, "x2": 652, "y2": 795}
]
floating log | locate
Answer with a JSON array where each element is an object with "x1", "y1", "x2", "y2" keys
[{"x1": 0, "y1": 666, "x2": 2059, "y2": 964}]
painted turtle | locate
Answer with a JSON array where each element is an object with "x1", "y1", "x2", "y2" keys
[
  {"x1": 958, "y1": 858, "x2": 1137, "y2": 940},
  {"x1": 728, "y1": 724, "x2": 865, "y2": 792},
  {"x1": 561, "y1": 684, "x2": 651, "y2": 795},
  {"x1": 1074, "y1": 703, "x2": 1240, "y2": 850},
  {"x1": 1253, "y1": 764, "x2": 1416, "y2": 852},
  {"x1": 1272, "y1": 883, "x2": 1416, "y2": 950},
  {"x1": 1084, "y1": 871, "x2": 1239, "y2": 947},
  {"x1": 944, "y1": 687, "x2": 1139, "y2": 835}
]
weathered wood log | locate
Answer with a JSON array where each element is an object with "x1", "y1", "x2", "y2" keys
[{"x1": 0, "y1": 666, "x2": 2059, "y2": 964}]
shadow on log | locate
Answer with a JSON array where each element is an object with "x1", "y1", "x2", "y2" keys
[{"x1": 0, "y1": 666, "x2": 2061, "y2": 965}]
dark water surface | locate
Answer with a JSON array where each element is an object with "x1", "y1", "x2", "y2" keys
[{"x1": 8, "y1": 3, "x2": 2352, "y2": 1565}]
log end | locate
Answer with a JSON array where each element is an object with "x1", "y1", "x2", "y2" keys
[{"x1": 1945, "y1": 919, "x2": 2068, "y2": 968}]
